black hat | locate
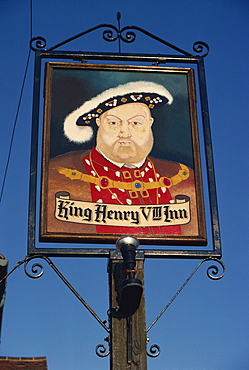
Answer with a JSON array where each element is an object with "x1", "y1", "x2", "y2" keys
[{"x1": 63, "y1": 80, "x2": 173, "y2": 143}]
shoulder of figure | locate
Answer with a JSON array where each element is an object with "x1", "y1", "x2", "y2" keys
[
  {"x1": 49, "y1": 150, "x2": 91, "y2": 171},
  {"x1": 148, "y1": 156, "x2": 195, "y2": 190},
  {"x1": 148, "y1": 156, "x2": 193, "y2": 177}
]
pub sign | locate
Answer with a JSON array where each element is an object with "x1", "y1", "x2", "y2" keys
[{"x1": 39, "y1": 63, "x2": 206, "y2": 246}]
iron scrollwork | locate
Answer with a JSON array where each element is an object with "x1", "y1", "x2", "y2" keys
[
  {"x1": 24, "y1": 255, "x2": 53, "y2": 279},
  {"x1": 192, "y1": 41, "x2": 210, "y2": 57},
  {"x1": 96, "y1": 335, "x2": 110, "y2": 357},
  {"x1": 30, "y1": 36, "x2": 47, "y2": 51},
  {"x1": 29, "y1": 15, "x2": 209, "y2": 57},
  {"x1": 95, "y1": 344, "x2": 110, "y2": 358},
  {"x1": 119, "y1": 28, "x2": 136, "y2": 44},
  {"x1": 102, "y1": 26, "x2": 119, "y2": 43},
  {"x1": 205, "y1": 258, "x2": 226, "y2": 280},
  {"x1": 146, "y1": 337, "x2": 161, "y2": 358},
  {"x1": 24, "y1": 258, "x2": 45, "y2": 279},
  {"x1": 103, "y1": 27, "x2": 136, "y2": 44}
]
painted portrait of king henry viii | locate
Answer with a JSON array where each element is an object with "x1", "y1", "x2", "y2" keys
[{"x1": 40, "y1": 63, "x2": 206, "y2": 245}]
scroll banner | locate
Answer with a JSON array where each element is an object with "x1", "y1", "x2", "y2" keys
[{"x1": 55, "y1": 191, "x2": 191, "y2": 227}]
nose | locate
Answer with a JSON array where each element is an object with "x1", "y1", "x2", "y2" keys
[{"x1": 119, "y1": 120, "x2": 131, "y2": 137}]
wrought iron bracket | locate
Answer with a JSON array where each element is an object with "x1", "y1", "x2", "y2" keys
[
  {"x1": 23, "y1": 255, "x2": 107, "y2": 330},
  {"x1": 29, "y1": 12, "x2": 209, "y2": 57},
  {"x1": 145, "y1": 257, "x2": 226, "y2": 357},
  {"x1": 0, "y1": 254, "x2": 225, "y2": 360},
  {"x1": 0, "y1": 254, "x2": 110, "y2": 355},
  {"x1": 24, "y1": 254, "x2": 112, "y2": 357}
]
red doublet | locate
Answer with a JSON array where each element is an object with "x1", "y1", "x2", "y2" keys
[{"x1": 82, "y1": 147, "x2": 182, "y2": 235}]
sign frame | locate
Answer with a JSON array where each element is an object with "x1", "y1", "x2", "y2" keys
[
  {"x1": 40, "y1": 62, "x2": 206, "y2": 245},
  {"x1": 28, "y1": 50, "x2": 221, "y2": 259}
]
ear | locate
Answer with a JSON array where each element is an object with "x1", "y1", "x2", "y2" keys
[
  {"x1": 96, "y1": 117, "x2": 100, "y2": 127},
  {"x1": 150, "y1": 117, "x2": 154, "y2": 126}
]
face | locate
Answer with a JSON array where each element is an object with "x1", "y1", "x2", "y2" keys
[{"x1": 96, "y1": 103, "x2": 154, "y2": 163}]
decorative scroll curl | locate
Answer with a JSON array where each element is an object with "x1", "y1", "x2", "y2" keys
[
  {"x1": 147, "y1": 343, "x2": 161, "y2": 358},
  {"x1": 120, "y1": 29, "x2": 136, "y2": 43},
  {"x1": 24, "y1": 255, "x2": 52, "y2": 279},
  {"x1": 30, "y1": 36, "x2": 47, "y2": 51},
  {"x1": 192, "y1": 41, "x2": 210, "y2": 57},
  {"x1": 102, "y1": 25, "x2": 119, "y2": 42},
  {"x1": 95, "y1": 344, "x2": 110, "y2": 357},
  {"x1": 24, "y1": 259, "x2": 45, "y2": 279},
  {"x1": 205, "y1": 258, "x2": 226, "y2": 280},
  {"x1": 102, "y1": 26, "x2": 136, "y2": 44}
]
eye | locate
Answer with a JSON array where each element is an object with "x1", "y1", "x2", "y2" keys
[
  {"x1": 107, "y1": 120, "x2": 119, "y2": 126},
  {"x1": 106, "y1": 115, "x2": 120, "y2": 127},
  {"x1": 131, "y1": 120, "x2": 143, "y2": 127},
  {"x1": 129, "y1": 116, "x2": 145, "y2": 127}
]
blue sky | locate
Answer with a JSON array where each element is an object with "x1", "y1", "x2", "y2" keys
[{"x1": 0, "y1": 0, "x2": 249, "y2": 369}]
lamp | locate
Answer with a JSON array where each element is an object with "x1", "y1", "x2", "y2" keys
[{"x1": 116, "y1": 237, "x2": 143, "y2": 316}]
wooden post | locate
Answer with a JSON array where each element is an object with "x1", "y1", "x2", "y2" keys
[{"x1": 109, "y1": 252, "x2": 147, "y2": 369}]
